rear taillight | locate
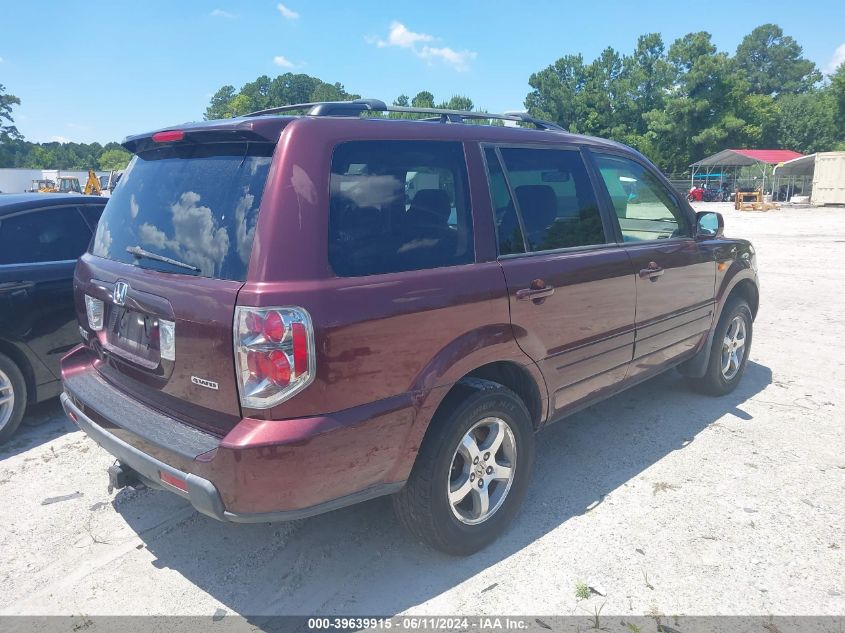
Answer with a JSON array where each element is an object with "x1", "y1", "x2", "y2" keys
[
  {"x1": 84, "y1": 295, "x2": 104, "y2": 331},
  {"x1": 234, "y1": 306, "x2": 316, "y2": 409}
]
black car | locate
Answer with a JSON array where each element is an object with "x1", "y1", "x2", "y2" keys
[{"x1": 0, "y1": 193, "x2": 106, "y2": 443}]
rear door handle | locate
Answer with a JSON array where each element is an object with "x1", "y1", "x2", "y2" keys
[
  {"x1": 639, "y1": 263, "x2": 664, "y2": 280},
  {"x1": 516, "y1": 285, "x2": 555, "y2": 301}
]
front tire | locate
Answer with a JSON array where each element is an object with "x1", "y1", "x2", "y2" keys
[
  {"x1": 688, "y1": 298, "x2": 753, "y2": 396},
  {"x1": 392, "y1": 380, "x2": 535, "y2": 556},
  {"x1": 0, "y1": 353, "x2": 27, "y2": 444}
]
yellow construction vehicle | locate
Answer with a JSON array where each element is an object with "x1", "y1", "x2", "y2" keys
[
  {"x1": 31, "y1": 179, "x2": 56, "y2": 192},
  {"x1": 83, "y1": 169, "x2": 102, "y2": 195},
  {"x1": 32, "y1": 177, "x2": 83, "y2": 194}
]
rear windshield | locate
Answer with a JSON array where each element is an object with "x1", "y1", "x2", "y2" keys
[{"x1": 91, "y1": 142, "x2": 274, "y2": 281}]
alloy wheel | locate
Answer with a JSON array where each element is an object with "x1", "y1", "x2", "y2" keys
[
  {"x1": 0, "y1": 369, "x2": 16, "y2": 431},
  {"x1": 448, "y1": 417, "x2": 517, "y2": 525},
  {"x1": 721, "y1": 315, "x2": 747, "y2": 380}
]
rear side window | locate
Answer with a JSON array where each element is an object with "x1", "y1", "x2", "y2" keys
[
  {"x1": 0, "y1": 206, "x2": 91, "y2": 265},
  {"x1": 91, "y1": 142, "x2": 274, "y2": 281},
  {"x1": 593, "y1": 154, "x2": 690, "y2": 241},
  {"x1": 499, "y1": 148, "x2": 606, "y2": 252},
  {"x1": 484, "y1": 148, "x2": 525, "y2": 255},
  {"x1": 329, "y1": 141, "x2": 473, "y2": 277}
]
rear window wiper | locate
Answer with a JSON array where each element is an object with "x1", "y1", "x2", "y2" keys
[{"x1": 126, "y1": 245, "x2": 201, "y2": 274}]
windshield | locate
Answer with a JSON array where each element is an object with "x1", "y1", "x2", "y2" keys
[{"x1": 91, "y1": 142, "x2": 274, "y2": 281}]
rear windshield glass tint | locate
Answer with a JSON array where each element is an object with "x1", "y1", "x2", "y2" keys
[{"x1": 91, "y1": 142, "x2": 274, "y2": 281}]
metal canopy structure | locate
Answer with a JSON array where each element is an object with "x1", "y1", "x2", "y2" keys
[
  {"x1": 689, "y1": 149, "x2": 805, "y2": 193},
  {"x1": 775, "y1": 153, "x2": 816, "y2": 176},
  {"x1": 771, "y1": 153, "x2": 816, "y2": 202}
]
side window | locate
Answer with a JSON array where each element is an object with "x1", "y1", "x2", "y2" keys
[
  {"x1": 79, "y1": 204, "x2": 105, "y2": 231},
  {"x1": 329, "y1": 141, "x2": 473, "y2": 277},
  {"x1": 499, "y1": 147, "x2": 606, "y2": 252},
  {"x1": 0, "y1": 206, "x2": 92, "y2": 265},
  {"x1": 593, "y1": 154, "x2": 690, "y2": 242},
  {"x1": 483, "y1": 147, "x2": 525, "y2": 255}
]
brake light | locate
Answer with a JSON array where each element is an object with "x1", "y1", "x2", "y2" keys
[
  {"x1": 234, "y1": 307, "x2": 315, "y2": 408},
  {"x1": 152, "y1": 130, "x2": 185, "y2": 143}
]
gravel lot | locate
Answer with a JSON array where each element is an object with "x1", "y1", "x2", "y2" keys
[{"x1": 0, "y1": 202, "x2": 843, "y2": 619}]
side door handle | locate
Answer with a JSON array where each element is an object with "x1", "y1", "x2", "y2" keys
[
  {"x1": 0, "y1": 281, "x2": 34, "y2": 298},
  {"x1": 638, "y1": 262, "x2": 664, "y2": 281},
  {"x1": 516, "y1": 282, "x2": 555, "y2": 302}
]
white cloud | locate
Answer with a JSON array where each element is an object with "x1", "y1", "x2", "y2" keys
[
  {"x1": 273, "y1": 55, "x2": 296, "y2": 68},
  {"x1": 0, "y1": 57, "x2": 4, "y2": 63},
  {"x1": 50, "y1": 135, "x2": 73, "y2": 144},
  {"x1": 139, "y1": 191, "x2": 230, "y2": 276},
  {"x1": 210, "y1": 9, "x2": 237, "y2": 18},
  {"x1": 276, "y1": 3, "x2": 299, "y2": 20},
  {"x1": 825, "y1": 42, "x2": 845, "y2": 74},
  {"x1": 419, "y1": 46, "x2": 477, "y2": 72},
  {"x1": 373, "y1": 21, "x2": 433, "y2": 49},
  {"x1": 367, "y1": 22, "x2": 476, "y2": 71}
]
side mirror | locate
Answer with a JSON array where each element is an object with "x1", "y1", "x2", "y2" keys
[{"x1": 695, "y1": 211, "x2": 724, "y2": 239}]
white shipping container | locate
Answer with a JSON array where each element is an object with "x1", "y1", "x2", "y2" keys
[{"x1": 812, "y1": 152, "x2": 845, "y2": 206}]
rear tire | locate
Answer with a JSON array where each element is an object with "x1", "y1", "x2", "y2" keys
[
  {"x1": 0, "y1": 353, "x2": 27, "y2": 444},
  {"x1": 392, "y1": 380, "x2": 535, "y2": 556},
  {"x1": 688, "y1": 299, "x2": 753, "y2": 396}
]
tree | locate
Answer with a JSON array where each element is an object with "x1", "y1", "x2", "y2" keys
[
  {"x1": 829, "y1": 63, "x2": 845, "y2": 137},
  {"x1": 525, "y1": 54, "x2": 588, "y2": 130},
  {"x1": 734, "y1": 24, "x2": 821, "y2": 96},
  {"x1": 0, "y1": 83, "x2": 22, "y2": 143},
  {"x1": 99, "y1": 148, "x2": 132, "y2": 171},
  {"x1": 775, "y1": 92, "x2": 838, "y2": 153},
  {"x1": 437, "y1": 95, "x2": 473, "y2": 111},
  {"x1": 411, "y1": 91, "x2": 435, "y2": 108},
  {"x1": 204, "y1": 73, "x2": 360, "y2": 120},
  {"x1": 204, "y1": 85, "x2": 238, "y2": 120},
  {"x1": 645, "y1": 32, "x2": 755, "y2": 172}
]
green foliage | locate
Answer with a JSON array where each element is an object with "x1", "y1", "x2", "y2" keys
[
  {"x1": 99, "y1": 147, "x2": 132, "y2": 171},
  {"x1": 0, "y1": 138, "x2": 109, "y2": 170},
  {"x1": 574, "y1": 581, "x2": 591, "y2": 600},
  {"x1": 203, "y1": 73, "x2": 360, "y2": 119},
  {"x1": 0, "y1": 83, "x2": 22, "y2": 143},
  {"x1": 734, "y1": 24, "x2": 821, "y2": 95},
  {"x1": 830, "y1": 63, "x2": 845, "y2": 133},
  {"x1": 525, "y1": 23, "x2": 843, "y2": 172}
]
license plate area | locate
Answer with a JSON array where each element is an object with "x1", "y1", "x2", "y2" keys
[{"x1": 104, "y1": 306, "x2": 161, "y2": 367}]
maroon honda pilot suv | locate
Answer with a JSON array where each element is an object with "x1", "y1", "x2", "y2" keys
[{"x1": 61, "y1": 99, "x2": 758, "y2": 555}]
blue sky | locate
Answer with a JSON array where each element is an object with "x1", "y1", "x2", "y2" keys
[{"x1": 2, "y1": 1, "x2": 844, "y2": 144}]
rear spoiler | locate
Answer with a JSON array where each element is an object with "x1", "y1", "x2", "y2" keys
[
  {"x1": 122, "y1": 119, "x2": 288, "y2": 154},
  {"x1": 122, "y1": 129, "x2": 275, "y2": 154}
]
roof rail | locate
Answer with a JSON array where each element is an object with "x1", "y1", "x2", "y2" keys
[{"x1": 243, "y1": 99, "x2": 566, "y2": 131}]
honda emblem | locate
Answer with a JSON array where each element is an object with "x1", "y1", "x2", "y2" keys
[{"x1": 113, "y1": 281, "x2": 129, "y2": 306}]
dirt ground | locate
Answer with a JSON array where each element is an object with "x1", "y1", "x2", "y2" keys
[{"x1": 0, "y1": 202, "x2": 843, "y2": 619}]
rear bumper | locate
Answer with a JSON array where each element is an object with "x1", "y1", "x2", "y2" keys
[
  {"x1": 61, "y1": 346, "x2": 411, "y2": 520},
  {"x1": 61, "y1": 392, "x2": 230, "y2": 520}
]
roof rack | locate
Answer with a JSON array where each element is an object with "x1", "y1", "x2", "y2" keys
[{"x1": 243, "y1": 98, "x2": 566, "y2": 131}]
